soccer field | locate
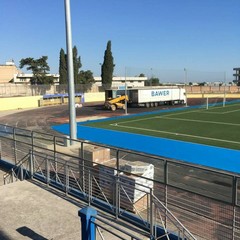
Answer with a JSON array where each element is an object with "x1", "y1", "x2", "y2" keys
[{"x1": 84, "y1": 101, "x2": 240, "y2": 150}]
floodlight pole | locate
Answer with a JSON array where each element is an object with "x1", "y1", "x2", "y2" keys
[
  {"x1": 64, "y1": 0, "x2": 77, "y2": 142},
  {"x1": 125, "y1": 67, "x2": 128, "y2": 115},
  {"x1": 184, "y1": 68, "x2": 188, "y2": 107},
  {"x1": 223, "y1": 71, "x2": 226, "y2": 107}
]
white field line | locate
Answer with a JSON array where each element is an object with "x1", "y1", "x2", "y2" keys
[
  {"x1": 109, "y1": 123, "x2": 240, "y2": 145},
  {"x1": 201, "y1": 108, "x2": 240, "y2": 114},
  {"x1": 110, "y1": 106, "x2": 238, "y2": 126},
  {"x1": 204, "y1": 103, "x2": 240, "y2": 114},
  {"x1": 198, "y1": 111, "x2": 223, "y2": 114},
  {"x1": 158, "y1": 116, "x2": 240, "y2": 127},
  {"x1": 114, "y1": 109, "x2": 203, "y2": 125},
  {"x1": 106, "y1": 105, "x2": 240, "y2": 145},
  {"x1": 207, "y1": 103, "x2": 240, "y2": 110},
  {"x1": 222, "y1": 109, "x2": 240, "y2": 114}
]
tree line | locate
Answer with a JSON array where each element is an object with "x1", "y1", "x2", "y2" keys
[{"x1": 19, "y1": 40, "x2": 115, "y2": 87}]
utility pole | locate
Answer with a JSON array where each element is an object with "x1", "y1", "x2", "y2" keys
[
  {"x1": 223, "y1": 71, "x2": 226, "y2": 107},
  {"x1": 125, "y1": 67, "x2": 128, "y2": 115},
  {"x1": 64, "y1": 0, "x2": 77, "y2": 142},
  {"x1": 184, "y1": 68, "x2": 188, "y2": 107}
]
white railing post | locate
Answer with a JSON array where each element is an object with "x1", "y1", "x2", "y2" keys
[
  {"x1": 19, "y1": 164, "x2": 23, "y2": 181},
  {"x1": 45, "y1": 158, "x2": 49, "y2": 185},
  {"x1": 65, "y1": 162, "x2": 69, "y2": 194},
  {"x1": 29, "y1": 150, "x2": 34, "y2": 179},
  {"x1": 150, "y1": 188, "x2": 154, "y2": 238},
  {"x1": 115, "y1": 150, "x2": 120, "y2": 219},
  {"x1": 13, "y1": 127, "x2": 17, "y2": 164}
]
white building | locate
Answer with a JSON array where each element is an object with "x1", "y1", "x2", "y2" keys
[
  {"x1": 13, "y1": 73, "x2": 60, "y2": 85},
  {"x1": 94, "y1": 76, "x2": 148, "y2": 88}
]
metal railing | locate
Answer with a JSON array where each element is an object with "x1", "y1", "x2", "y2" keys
[
  {"x1": 3, "y1": 152, "x2": 31, "y2": 184},
  {"x1": 94, "y1": 216, "x2": 144, "y2": 240},
  {"x1": 2, "y1": 148, "x2": 195, "y2": 239},
  {"x1": 1, "y1": 123, "x2": 240, "y2": 239}
]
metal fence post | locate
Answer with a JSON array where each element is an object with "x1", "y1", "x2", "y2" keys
[
  {"x1": 46, "y1": 158, "x2": 49, "y2": 185},
  {"x1": 29, "y1": 150, "x2": 34, "y2": 179},
  {"x1": 150, "y1": 188, "x2": 154, "y2": 238},
  {"x1": 164, "y1": 160, "x2": 168, "y2": 229},
  {"x1": 20, "y1": 164, "x2": 23, "y2": 181},
  {"x1": 78, "y1": 207, "x2": 97, "y2": 240},
  {"x1": 115, "y1": 150, "x2": 120, "y2": 219},
  {"x1": 11, "y1": 168, "x2": 14, "y2": 183},
  {"x1": 31, "y1": 131, "x2": 34, "y2": 155},
  {"x1": 13, "y1": 127, "x2": 17, "y2": 164},
  {"x1": 53, "y1": 136, "x2": 58, "y2": 182},
  {"x1": 65, "y1": 162, "x2": 69, "y2": 194},
  {"x1": 232, "y1": 176, "x2": 237, "y2": 240},
  {"x1": 80, "y1": 141, "x2": 85, "y2": 192},
  {"x1": 88, "y1": 170, "x2": 91, "y2": 206}
]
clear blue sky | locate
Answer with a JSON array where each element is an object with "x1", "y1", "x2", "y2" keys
[{"x1": 0, "y1": 0, "x2": 239, "y2": 82}]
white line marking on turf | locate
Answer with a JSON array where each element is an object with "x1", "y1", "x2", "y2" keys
[
  {"x1": 222, "y1": 109, "x2": 240, "y2": 114},
  {"x1": 198, "y1": 111, "x2": 223, "y2": 114},
  {"x1": 109, "y1": 124, "x2": 240, "y2": 145},
  {"x1": 200, "y1": 104, "x2": 240, "y2": 114},
  {"x1": 158, "y1": 116, "x2": 240, "y2": 127},
  {"x1": 111, "y1": 109, "x2": 203, "y2": 125},
  {"x1": 199, "y1": 109, "x2": 240, "y2": 114}
]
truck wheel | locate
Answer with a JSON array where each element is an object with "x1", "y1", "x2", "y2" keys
[
  {"x1": 145, "y1": 103, "x2": 150, "y2": 108},
  {"x1": 111, "y1": 105, "x2": 116, "y2": 111}
]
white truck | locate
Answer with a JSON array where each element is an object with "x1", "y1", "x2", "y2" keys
[{"x1": 105, "y1": 87, "x2": 186, "y2": 108}]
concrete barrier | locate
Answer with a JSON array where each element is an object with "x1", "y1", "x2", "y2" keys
[
  {"x1": 0, "y1": 92, "x2": 105, "y2": 111},
  {"x1": 0, "y1": 96, "x2": 41, "y2": 111}
]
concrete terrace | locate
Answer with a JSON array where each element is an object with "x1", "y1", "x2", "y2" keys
[
  {"x1": 0, "y1": 177, "x2": 81, "y2": 239},
  {"x1": 0, "y1": 170, "x2": 149, "y2": 240}
]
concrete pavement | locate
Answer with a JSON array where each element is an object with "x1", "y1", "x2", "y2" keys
[
  {"x1": 0, "y1": 180, "x2": 83, "y2": 240},
  {"x1": 0, "y1": 171, "x2": 149, "y2": 240}
]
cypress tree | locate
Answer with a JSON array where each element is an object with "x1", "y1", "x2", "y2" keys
[
  {"x1": 101, "y1": 40, "x2": 115, "y2": 88},
  {"x1": 72, "y1": 46, "x2": 82, "y2": 83},
  {"x1": 59, "y1": 48, "x2": 67, "y2": 84}
]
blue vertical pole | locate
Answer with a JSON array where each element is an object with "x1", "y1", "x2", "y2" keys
[{"x1": 78, "y1": 207, "x2": 97, "y2": 240}]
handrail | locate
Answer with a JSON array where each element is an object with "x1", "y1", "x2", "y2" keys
[
  {"x1": 94, "y1": 216, "x2": 144, "y2": 240},
  {"x1": 0, "y1": 124, "x2": 201, "y2": 239},
  {"x1": 1, "y1": 123, "x2": 236, "y2": 179},
  {"x1": 3, "y1": 153, "x2": 30, "y2": 184},
  {"x1": 21, "y1": 149, "x2": 197, "y2": 239},
  {"x1": 152, "y1": 194, "x2": 197, "y2": 240}
]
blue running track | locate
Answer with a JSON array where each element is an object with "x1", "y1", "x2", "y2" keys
[{"x1": 52, "y1": 107, "x2": 240, "y2": 174}]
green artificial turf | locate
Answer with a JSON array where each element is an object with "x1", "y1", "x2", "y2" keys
[{"x1": 84, "y1": 102, "x2": 240, "y2": 150}]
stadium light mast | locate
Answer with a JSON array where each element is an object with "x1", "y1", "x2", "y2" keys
[
  {"x1": 125, "y1": 67, "x2": 128, "y2": 115},
  {"x1": 184, "y1": 68, "x2": 188, "y2": 107},
  {"x1": 223, "y1": 71, "x2": 226, "y2": 107},
  {"x1": 64, "y1": 0, "x2": 77, "y2": 142}
]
